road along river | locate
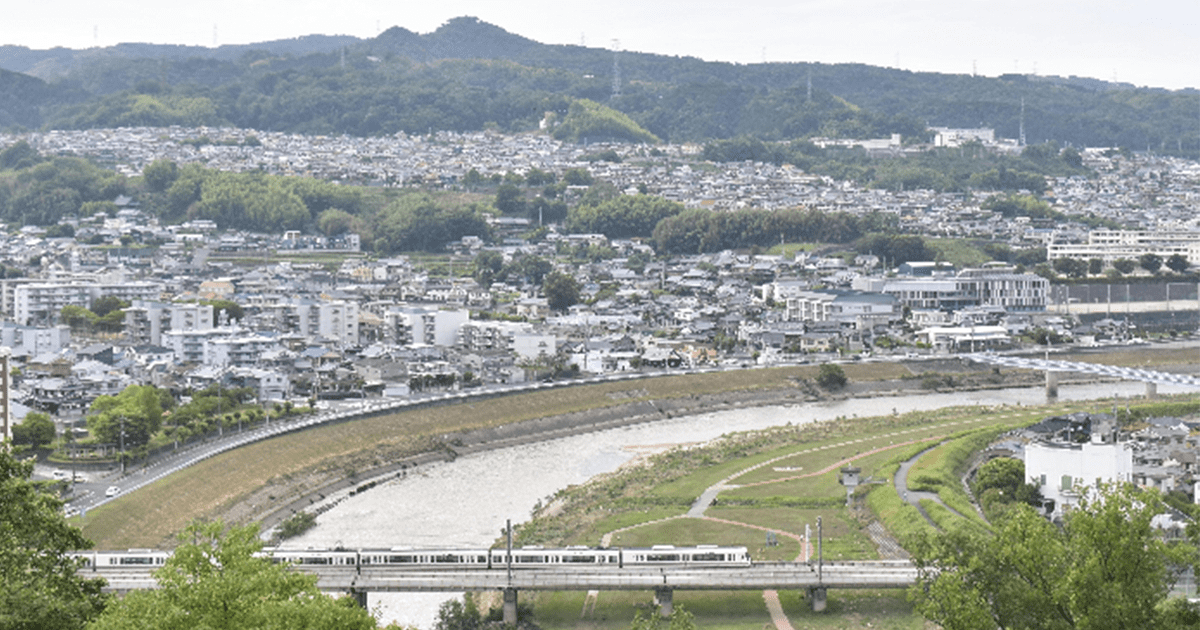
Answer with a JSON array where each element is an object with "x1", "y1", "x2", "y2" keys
[{"x1": 284, "y1": 381, "x2": 1189, "y2": 627}]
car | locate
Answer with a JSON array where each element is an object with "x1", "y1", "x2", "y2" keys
[
  {"x1": 105, "y1": 486, "x2": 121, "y2": 498},
  {"x1": 72, "y1": 472, "x2": 89, "y2": 483},
  {"x1": 51, "y1": 469, "x2": 69, "y2": 480}
]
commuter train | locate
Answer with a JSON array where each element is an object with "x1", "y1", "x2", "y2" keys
[{"x1": 79, "y1": 544, "x2": 751, "y2": 571}]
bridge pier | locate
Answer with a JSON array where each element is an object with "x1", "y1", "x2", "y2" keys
[
  {"x1": 503, "y1": 588, "x2": 519, "y2": 625},
  {"x1": 807, "y1": 586, "x2": 827, "y2": 612},
  {"x1": 654, "y1": 587, "x2": 673, "y2": 617},
  {"x1": 1045, "y1": 370, "x2": 1059, "y2": 399},
  {"x1": 349, "y1": 589, "x2": 368, "y2": 610},
  {"x1": 1146, "y1": 381, "x2": 1157, "y2": 399}
]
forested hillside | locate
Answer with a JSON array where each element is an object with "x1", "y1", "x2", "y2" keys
[{"x1": 1, "y1": 16, "x2": 1198, "y2": 152}]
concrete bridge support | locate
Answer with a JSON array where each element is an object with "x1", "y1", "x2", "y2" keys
[
  {"x1": 1146, "y1": 381, "x2": 1158, "y2": 399},
  {"x1": 349, "y1": 589, "x2": 368, "y2": 610},
  {"x1": 1045, "y1": 370, "x2": 1059, "y2": 399},
  {"x1": 503, "y1": 588, "x2": 519, "y2": 625},
  {"x1": 654, "y1": 587, "x2": 674, "y2": 617},
  {"x1": 807, "y1": 586, "x2": 827, "y2": 612}
]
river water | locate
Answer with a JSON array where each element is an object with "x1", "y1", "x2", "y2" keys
[{"x1": 284, "y1": 381, "x2": 1188, "y2": 627}]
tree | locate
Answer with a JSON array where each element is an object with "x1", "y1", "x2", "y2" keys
[
  {"x1": 86, "y1": 384, "x2": 163, "y2": 449},
  {"x1": 141, "y1": 159, "x2": 179, "y2": 192},
  {"x1": 816, "y1": 363, "x2": 847, "y2": 390},
  {"x1": 87, "y1": 520, "x2": 378, "y2": 630},
  {"x1": 543, "y1": 271, "x2": 581, "y2": 312},
  {"x1": 0, "y1": 448, "x2": 108, "y2": 629},
  {"x1": 12, "y1": 411, "x2": 56, "y2": 448},
  {"x1": 1112, "y1": 258, "x2": 1136, "y2": 274},
  {"x1": 1139, "y1": 252, "x2": 1163, "y2": 274},
  {"x1": 909, "y1": 483, "x2": 1197, "y2": 630},
  {"x1": 1165, "y1": 253, "x2": 1189, "y2": 274}
]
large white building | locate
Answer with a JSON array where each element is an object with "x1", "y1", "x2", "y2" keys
[
  {"x1": 854, "y1": 269, "x2": 1048, "y2": 312},
  {"x1": 1047, "y1": 229, "x2": 1200, "y2": 265},
  {"x1": 1025, "y1": 438, "x2": 1134, "y2": 519}
]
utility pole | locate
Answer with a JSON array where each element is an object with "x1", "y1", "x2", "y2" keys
[
  {"x1": 119, "y1": 416, "x2": 126, "y2": 475},
  {"x1": 817, "y1": 516, "x2": 823, "y2": 582}
]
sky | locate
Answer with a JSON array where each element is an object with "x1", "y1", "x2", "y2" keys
[{"x1": 4, "y1": 0, "x2": 1198, "y2": 90}]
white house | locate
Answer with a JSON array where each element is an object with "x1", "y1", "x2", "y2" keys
[{"x1": 1024, "y1": 438, "x2": 1134, "y2": 519}]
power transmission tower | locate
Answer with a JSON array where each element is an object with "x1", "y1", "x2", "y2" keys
[{"x1": 611, "y1": 40, "x2": 622, "y2": 100}]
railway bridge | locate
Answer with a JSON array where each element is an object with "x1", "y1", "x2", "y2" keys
[
  {"x1": 90, "y1": 559, "x2": 919, "y2": 622},
  {"x1": 963, "y1": 351, "x2": 1200, "y2": 398}
]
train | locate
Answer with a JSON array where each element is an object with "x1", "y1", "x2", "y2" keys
[{"x1": 78, "y1": 544, "x2": 751, "y2": 572}]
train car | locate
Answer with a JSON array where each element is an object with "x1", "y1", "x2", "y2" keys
[
  {"x1": 359, "y1": 548, "x2": 490, "y2": 567},
  {"x1": 90, "y1": 549, "x2": 170, "y2": 569},
  {"x1": 621, "y1": 545, "x2": 750, "y2": 567},
  {"x1": 265, "y1": 548, "x2": 359, "y2": 568},
  {"x1": 488, "y1": 545, "x2": 620, "y2": 568}
]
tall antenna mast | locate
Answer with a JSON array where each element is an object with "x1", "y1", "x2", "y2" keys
[
  {"x1": 611, "y1": 39, "x2": 622, "y2": 99},
  {"x1": 1019, "y1": 97, "x2": 1026, "y2": 147},
  {"x1": 806, "y1": 65, "x2": 813, "y2": 103}
]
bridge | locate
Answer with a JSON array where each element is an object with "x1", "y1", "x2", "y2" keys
[
  {"x1": 88, "y1": 559, "x2": 920, "y2": 621},
  {"x1": 963, "y1": 351, "x2": 1200, "y2": 398}
]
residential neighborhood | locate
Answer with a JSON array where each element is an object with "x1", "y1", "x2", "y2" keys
[{"x1": 1, "y1": 126, "x2": 1200, "y2": 512}]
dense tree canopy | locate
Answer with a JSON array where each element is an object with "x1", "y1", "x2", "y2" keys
[
  {"x1": 0, "y1": 448, "x2": 108, "y2": 629},
  {"x1": 565, "y1": 194, "x2": 684, "y2": 240},
  {"x1": 543, "y1": 271, "x2": 581, "y2": 312},
  {"x1": 11, "y1": 411, "x2": 56, "y2": 448},
  {"x1": 909, "y1": 483, "x2": 1198, "y2": 630},
  {"x1": 86, "y1": 384, "x2": 164, "y2": 449},
  {"x1": 87, "y1": 520, "x2": 378, "y2": 630},
  {"x1": 371, "y1": 192, "x2": 492, "y2": 253}
]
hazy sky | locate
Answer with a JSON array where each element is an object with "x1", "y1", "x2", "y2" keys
[{"x1": 5, "y1": 1, "x2": 1198, "y2": 90}]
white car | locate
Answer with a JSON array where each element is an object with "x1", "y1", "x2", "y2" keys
[
  {"x1": 51, "y1": 469, "x2": 69, "y2": 480},
  {"x1": 72, "y1": 472, "x2": 89, "y2": 483},
  {"x1": 104, "y1": 486, "x2": 120, "y2": 498}
]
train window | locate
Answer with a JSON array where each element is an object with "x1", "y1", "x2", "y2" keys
[
  {"x1": 691, "y1": 553, "x2": 724, "y2": 562},
  {"x1": 515, "y1": 555, "x2": 545, "y2": 563},
  {"x1": 647, "y1": 554, "x2": 680, "y2": 562},
  {"x1": 386, "y1": 555, "x2": 417, "y2": 563},
  {"x1": 563, "y1": 555, "x2": 596, "y2": 563},
  {"x1": 434, "y1": 554, "x2": 460, "y2": 563},
  {"x1": 118, "y1": 556, "x2": 157, "y2": 565},
  {"x1": 300, "y1": 557, "x2": 331, "y2": 565}
]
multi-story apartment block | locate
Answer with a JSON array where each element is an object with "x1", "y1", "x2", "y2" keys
[
  {"x1": 0, "y1": 322, "x2": 70, "y2": 358},
  {"x1": 385, "y1": 305, "x2": 468, "y2": 347},
  {"x1": 257, "y1": 299, "x2": 360, "y2": 348},
  {"x1": 459, "y1": 320, "x2": 556, "y2": 359},
  {"x1": 13, "y1": 281, "x2": 161, "y2": 325},
  {"x1": 205, "y1": 334, "x2": 282, "y2": 368},
  {"x1": 124, "y1": 300, "x2": 214, "y2": 346},
  {"x1": 784, "y1": 289, "x2": 901, "y2": 328}
]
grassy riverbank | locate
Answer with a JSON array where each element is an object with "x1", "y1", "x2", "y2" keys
[
  {"x1": 78, "y1": 347, "x2": 1186, "y2": 548},
  {"x1": 73, "y1": 345, "x2": 1199, "y2": 627}
]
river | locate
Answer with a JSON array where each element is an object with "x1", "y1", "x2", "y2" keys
[{"x1": 284, "y1": 381, "x2": 1189, "y2": 627}]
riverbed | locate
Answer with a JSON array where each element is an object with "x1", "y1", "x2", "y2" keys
[{"x1": 286, "y1": 381, "x2": 1188, "y2": 627}]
